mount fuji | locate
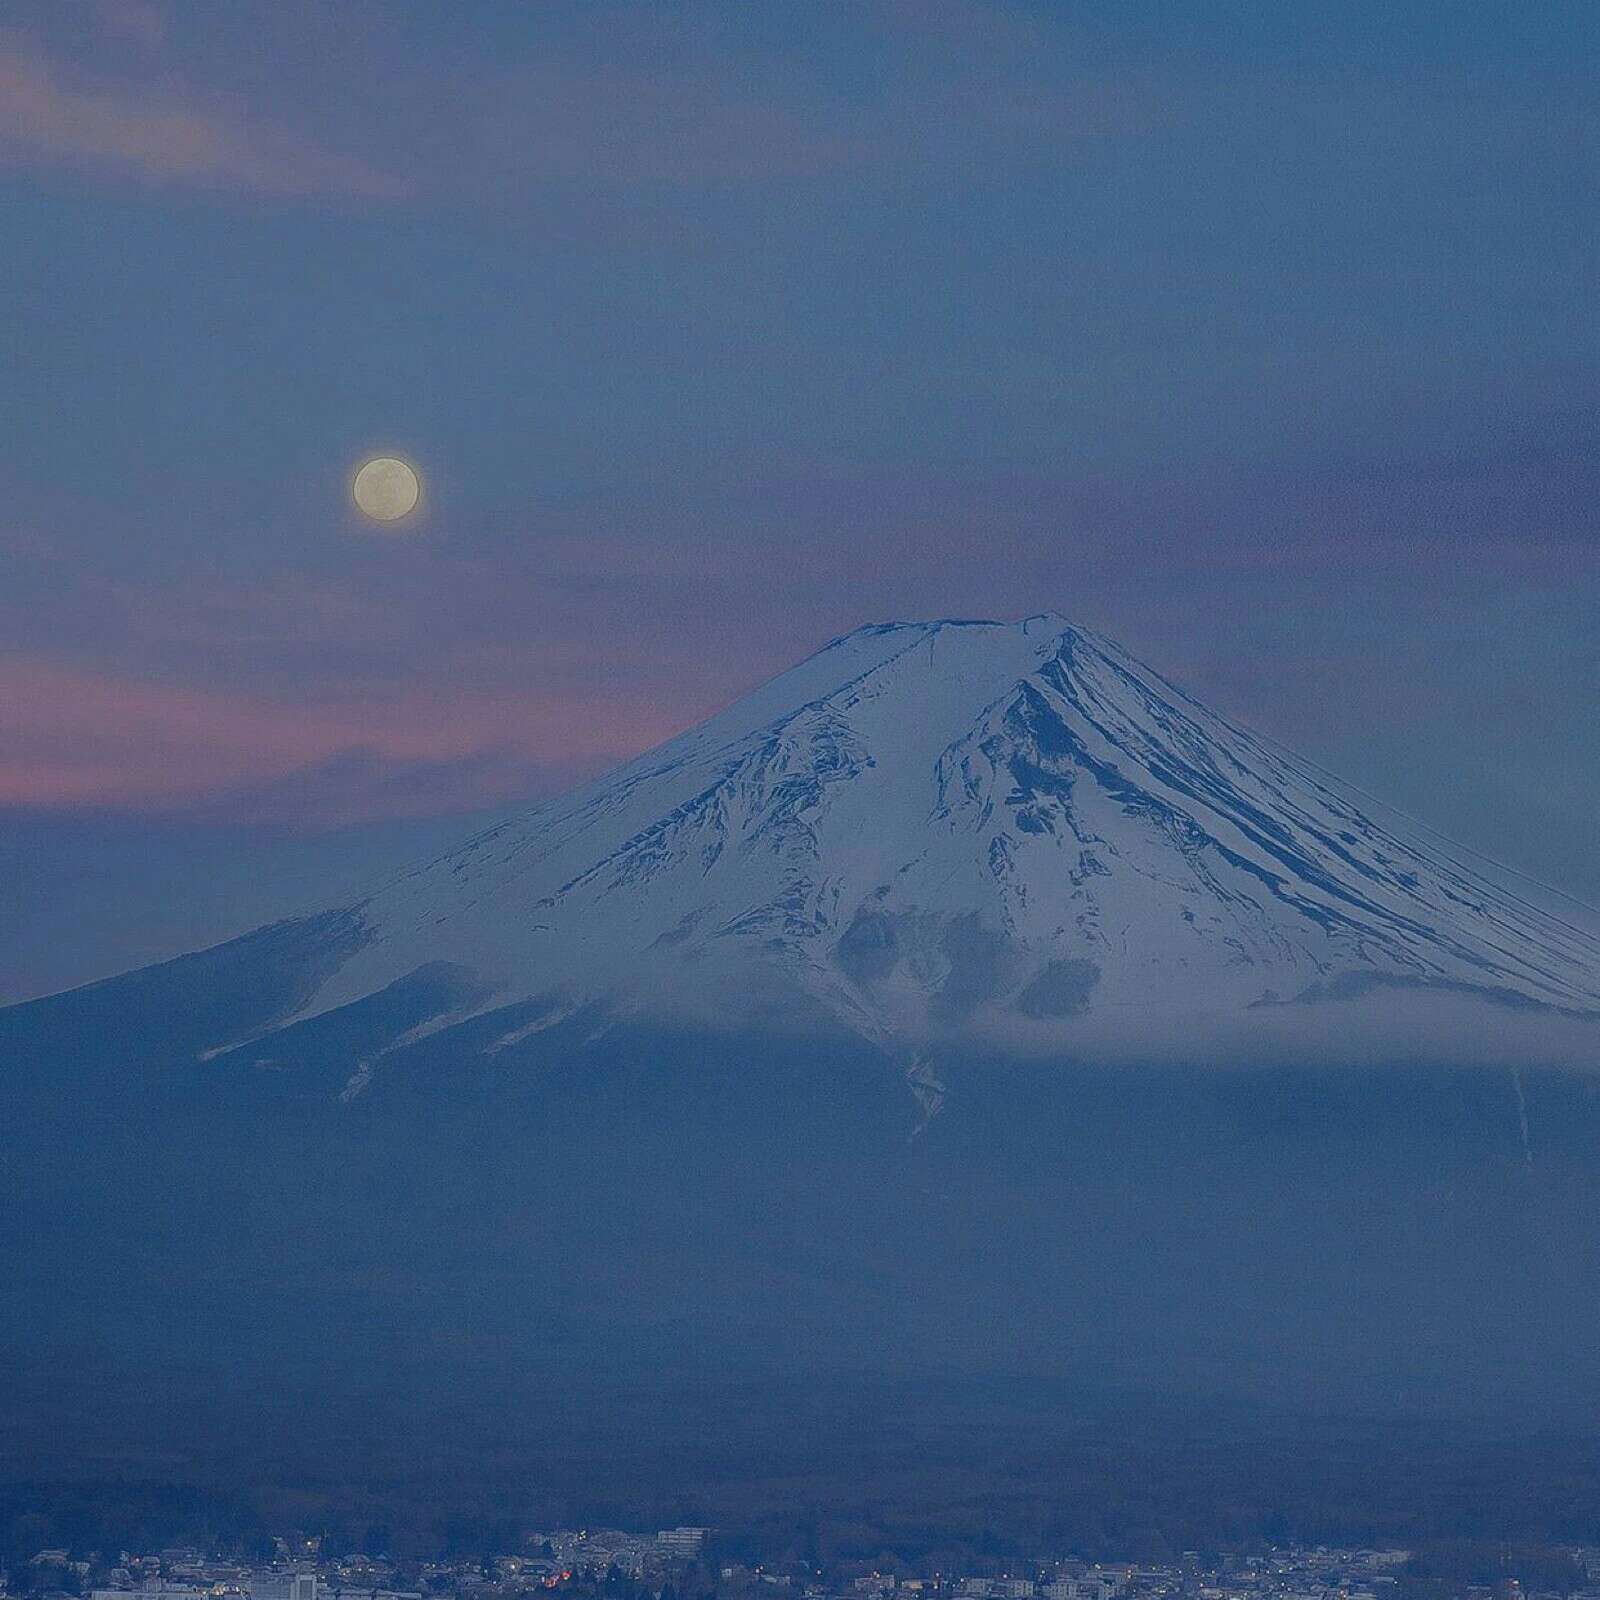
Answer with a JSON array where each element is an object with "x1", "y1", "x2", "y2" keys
[
  {"x1": 5, "y1": 615, "x2": 1600, "y2": 1487},
  {"x1": 193, "y1": 613, "x2": 1600, "y2": 1070}
]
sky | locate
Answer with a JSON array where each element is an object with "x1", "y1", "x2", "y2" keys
[{"x1": 1, "y1": 0, "x2": 1596, "y2": 999}]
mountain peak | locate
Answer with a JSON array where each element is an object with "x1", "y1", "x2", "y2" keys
[{"x1": 817, "y1": 611, "x2": 1082, "y2": 651}]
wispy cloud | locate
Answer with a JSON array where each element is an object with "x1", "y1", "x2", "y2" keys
[
  {"x1": 0, "y1": 653, "x2": 676, "y2": 821},
  {"x1": 0, "y1": 2, "x2": 1157, "y2": 210},
  {"x1": 0, "y1": 29, "x2": 405, "y2": 196}
]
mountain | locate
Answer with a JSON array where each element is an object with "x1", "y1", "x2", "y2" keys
[
  {"x1": 174, "y1": 613, "x2": 1600, "y2": 1068},
  {"x1": 5, "y1": 616, "x2": 1600, "y2": 1514}
]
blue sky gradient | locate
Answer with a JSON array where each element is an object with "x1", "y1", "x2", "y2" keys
[{"x1": 1, "y1": 0, "x2": 1595, "y2": 995}]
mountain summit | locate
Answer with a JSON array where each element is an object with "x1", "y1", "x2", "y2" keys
[{"x1": 284, "y1": 614, "x2": 1598, "y2": 1060}]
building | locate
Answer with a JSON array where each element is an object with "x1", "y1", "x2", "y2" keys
[
  {"x1": 1044, "y1": 1582, "x2": 1114, "y2": 1600},
  {"x1": 251, "y1": 1574, "x2": 320, "y2": 1600},
  {"x1": 92, "y1": 1589, "x2": 207, "y2": 1600},
  {"x1": 655, "y1": 1530, "x2": 708, "y2": 1561}
]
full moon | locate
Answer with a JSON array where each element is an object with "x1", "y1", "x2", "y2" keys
[{"x1": 352, "y1": 456, "x2": 421, "y2": 522}]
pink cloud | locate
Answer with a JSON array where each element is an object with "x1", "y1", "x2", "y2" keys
[
  {"x1": 0, "y1": 31, "x2": 405, "y2": 196},
  {"x1": 0, "y1": 654, "x2": 682, "y2": 820},
  {"x1": 0, "y1": 3, "x2": 1162, "y2": 215}
]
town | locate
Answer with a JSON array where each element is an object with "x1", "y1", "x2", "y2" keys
[{"x1": 10, "y1": 1532, "x2": 1600, "y2": 1600}]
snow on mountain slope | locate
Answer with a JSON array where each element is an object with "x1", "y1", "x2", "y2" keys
[{"x1": 287, "y1": 615, "x2": 1600, "y2": 1053}]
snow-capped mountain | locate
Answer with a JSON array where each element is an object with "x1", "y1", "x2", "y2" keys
[{"x1": 291, "y1": 614, "x2": 1600, "y2": 1051}]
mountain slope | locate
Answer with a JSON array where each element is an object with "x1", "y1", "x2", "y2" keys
[{"x1": 273, "y1": 615, "x2": 1599, "y2": 1060}]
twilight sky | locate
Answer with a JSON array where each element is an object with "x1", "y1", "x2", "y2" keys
[{"x1": 2, "y1": 0, "x2": 1597, "y2": 998}]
